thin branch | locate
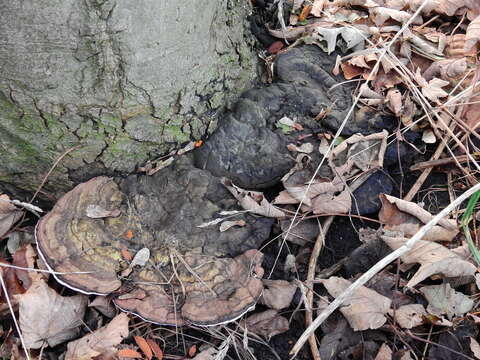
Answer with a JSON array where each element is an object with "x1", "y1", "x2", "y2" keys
[
  {"x1": 29, "y1": 145, "x2": 82, "y2": 203},
  {"x1": 305, "y1": 216, "x2": 333, "y2": 360}
]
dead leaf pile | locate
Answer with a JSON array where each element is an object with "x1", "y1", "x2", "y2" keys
[
  {"x1": 274, "y1": 131, "x2": 388, "y2": 215},
  {"x1": 267, "y1": 0, "x2": 480, "y2": 140},
  {"x1": 17, "y1": 277, "x2": 88, "y2": 348}
]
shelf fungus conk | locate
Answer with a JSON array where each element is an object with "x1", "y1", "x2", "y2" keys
[{"x1": 35, "y1": 157, "x2": 273, "y2": 326}]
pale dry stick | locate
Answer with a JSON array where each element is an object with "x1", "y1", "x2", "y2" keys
[
  {"x1": 29, "y1": 145, "x2": 82, "y2": 203},
  {"x1": 290, "y1": 182, "x2": 480, "y2": 358},
  {"x1": 305, "y1": 216, "x2": 334, "y2": 360},
  {"x1": 404, "y1": 140, "x2": 447, "y2": 201},
  {"x1": 0, "y1": 271, "x2": 30, "y2": 360},
  {"x1": 0, "y1": 262, "x2": 92, "y2": 275}
]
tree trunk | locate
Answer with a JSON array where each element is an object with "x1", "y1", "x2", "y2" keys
[{"x1": 0, "y1": 0, "x2": 256, "y2": 201}]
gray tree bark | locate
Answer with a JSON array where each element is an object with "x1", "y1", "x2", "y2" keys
[{"x1": 0, "y1": 0, "x2": 256, "y2": 200}]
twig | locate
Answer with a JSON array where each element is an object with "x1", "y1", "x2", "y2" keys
[
  {"x1": 404, "y1": 140, "x2": 447, "y2": 202},
  {"x1": 407, "y1": 330, "x2": 475, "y2": 360},
  {"x1": 290, "y1": 182, "x2": 480, "y2": 358},
  {"x1": 305, "y1": 216, "x2": 334, "y2": 360},
  {"x1": 29, "y1": 145, "x2": 82, "y2": 203},
  {"x1": 0, "y1": 262, "x2": 92, "y2": 275},
  {"x1": 0, "y1": 270, "x2": 30, "y2": 360},
  {"x1": 410, "y1": 154, "x2": 480, "y2": 171}
]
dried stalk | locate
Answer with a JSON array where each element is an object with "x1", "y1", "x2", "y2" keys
[{"x1": 305, "y1": 216, "x2": 334, "y2": 360}]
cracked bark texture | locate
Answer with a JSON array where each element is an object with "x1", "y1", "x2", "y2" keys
[{"x1": 0, "y1": 0, "x2": 256, "y2": 200}]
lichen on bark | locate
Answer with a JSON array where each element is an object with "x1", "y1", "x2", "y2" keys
[{"x1": 0, "y1": 0, "x2": 257, "y2": 200}]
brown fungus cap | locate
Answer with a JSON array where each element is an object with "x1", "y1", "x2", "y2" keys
[{"x1": 36, "y1": 157, "x2": 271, "y2": 325}]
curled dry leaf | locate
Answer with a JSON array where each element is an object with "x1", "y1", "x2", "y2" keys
[
  {"x1": 422, "y1": 77, "x2": 450, "y2": 103},
  {"x1": 89, "y1": 296, "x2": 116, "y2": 318},
  {"x1": 241, "y1": 310, "x2": 289, "y2": 340},
  {"x1": 446, "y1": 34, "x2": 478, "y2": 57},
  {"x1": 312, "y1": 189, "x2": 352, "y2": 214},
  {"x1": 130, "y1": 248, "x2": 150, "y2": 267},
  {"x1": 381, "y1": 232, "x2": 477, "y2": 288},
  {"x1": 423, "y1": 58, "x2": 468, "y2": 82},
  {"x1": 370, "y1": 7, "x2": 414, "y2": 26},
  {"x1": 287, "y1": 143, "x2": 314, "y2": 154},
  {"x1": 422, "y1": 129, "x2": 436, "y2": 144},
  {"x1": 320, "y1": 276, "x2": 392, "y2": 331},
  {"x1": 470, "y1": 337, "x2": 480, "y2": 359},
  {"x1": 386, "y1": 89, "x2": 402, "y2": 116},
  {"x1": 117, "y1": 348, "x2": 143, "y2": 358},
  {"x1": 311, "y1": 0, "x2": 325, "y2": 17},
  {"x1": 222, "y1": 179, "x2": 286, "y2": 218},
  {"x1": 65, "y1": 313, "x2": 129, "y2": 360},
  {"x1": 375, "y1": 343, "x2": 393, "y2": 360},
  {"x1": 465, "y1": 15, "x2": 480, "y2": 52},
  {"x1": 18, "y1": 278, "x2": 88, "y2": 348},
  {"x1": 260, "y1": 280, "x2": 297, "y2": 310},
  {"x1": 134, "y1": 336, "x2": 153, "y2": 360},
  {"x1": 379, "y1": 194, "x2": 458, "y2": 241},
  {"x1": 391, "y1": 304, "x2": 427, "y2": 329},
  {"x1": 219, "y1": 219, "x2": 246, "y2": 232},
  {"x1": 0, "y1": 194, "x2": 23, "y2": 238},
  {"x1": 85, "y1": 204, "x2": 121, "y2": 219},
  {"x1": 463, "y1": 95, "x2": 480, "y2": 130},
  {"x1": 420, "y1": 283, "x2": 474, "y2": 320}
]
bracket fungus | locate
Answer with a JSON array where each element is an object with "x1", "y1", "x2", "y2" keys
[{"x1": 36, "y1": 157, "x2": 272, "y2": 325}]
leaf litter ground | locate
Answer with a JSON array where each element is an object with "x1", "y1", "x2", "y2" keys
[{"x1": 2, "y1": 0, "x2": 480, "y2": 359}]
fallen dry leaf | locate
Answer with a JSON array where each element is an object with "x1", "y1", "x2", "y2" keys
[
  {"x1": 131, "y1": 248, "x2": 150, "y2": 267},
  {"x1": 386, "y1": 89, "x2": 402, "y2": 116},
  {"x1": 341, "y1": 63, "x2": 364, "y2": 79},
  {"x1": 375, "y1": 343, "x2": 393, "y2": 360},
  {"x1": 422, "y1": 129, "x2": 436, "y2": 144},
  {"x1": 463, "y1": 95, "x2": 480, "y2": 130},
  {"x1": 85, "y1": 204, "x2": 121, "y2": 219},
  {"x1": 287, "y1": 143, "x2": 314, "y2": 154},
  {"x1": 311, "y1": 189, "x2": 352, "y2": 214},
  {"x1": 422, "y1": 77, "x2": 450, "y2": 103},
  {"x1": 17, "y1": 278, "x2": 88, "y2": 348},
  {"x1": 420, "y1": 283, "x2": 474, "y2": 320},
  {"x1": 89, "y1": 296, "x2": 116, "y2": 318},
  {"x1": 241, "y1": 310, "x2": 289, "y2": 340},
  {"x1": 371, "y1": 7, "x2": 413, "y2": 26},
  {"x1": 0, "y1": 195, "x2": 23, "y2": 238},
  {"x1": 470, "y1": 337, "x2": 480, "y2": 359},
  {"x1": 188, "y1": 344, "x2": 197, "y2": 357},
  {"x1": 379, "y1": 194, "x2": 458, "y2": 241},
  {"x1": 135, "y1": 336, "x2": 153, "y2": 360},
  {"x1": 191, "y1": 347, "x2": 216, "y2": 360},
  {"x1": 311, "y1": 0, "x2": 325, "y2": 16},
  {"x1": 381, "y1": 232, "x2": 477, "y2": 288},
  {"x1": 391, "y1": 304, "x2": 427, "y2": 329},
  {"x1": 260, "y1": 280, "x2": 297, "y2": 310},
  {"x1": 219, "y1": 219, "x2": 246, "y2": 232},
  {"x1": 320, "y1": 276, "x2": 391, "y2": 331},
  {"x1": 222, "y1": 179, "x2": 286, "y2": 218},
  {"x1": 65, "y1": 313, "x2": 129, "y2": 360},
  {"x1": 146, "y1": 339, "x2": 163, "y2": 360},
  {"x1": 423, "y1": 58, "x2": 468, "y2": 82},
  {"x1": 117, "y1": 348, "x2": 143, "y2": 358},
  {"x1": 465, "y1": 14, "x2": 480, "y2": 52}
]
